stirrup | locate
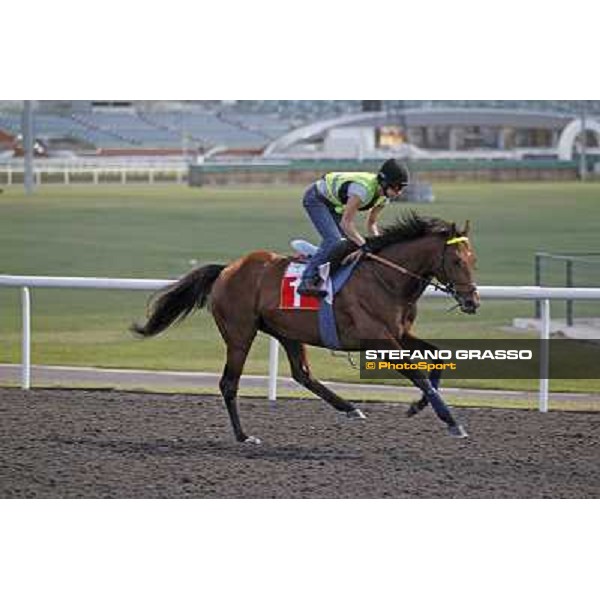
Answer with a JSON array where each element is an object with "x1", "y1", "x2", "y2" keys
[{"x1": 297, "y1": 277, "x2": 326, "y2": 297}]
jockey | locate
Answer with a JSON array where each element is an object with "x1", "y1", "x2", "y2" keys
[{"x1": 297, "y1": 158, "x2": 410, "y2": 297}]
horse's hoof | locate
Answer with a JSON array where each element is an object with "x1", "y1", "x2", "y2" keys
[
  {"x1": 347, "y1": 408, "x2": 367, "y2": 420},
  {"x1": 406, "y1": 403, "x2": 419, "y2": 418},
  {"x1": 244, "y1": 435, "x2": 262, "y2": 445},
  {"x1": 448, "y1": 424, "x2": 469, "y2": 438}
]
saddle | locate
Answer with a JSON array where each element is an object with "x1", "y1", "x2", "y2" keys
[
  {"x1": 284, "y1": 238, "x2": 361, "y2": 349},
  {"x1": 290, "y1": 239, "x2": 318, "y2": 259}
]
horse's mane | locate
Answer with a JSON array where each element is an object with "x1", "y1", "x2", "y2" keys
[{"x1": 367, "y1": 210, "x2": 454, "y2": 252}]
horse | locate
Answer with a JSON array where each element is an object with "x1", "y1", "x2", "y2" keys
[{"x1": 131, "y1": 212, "x2": 480, "y2": 444}]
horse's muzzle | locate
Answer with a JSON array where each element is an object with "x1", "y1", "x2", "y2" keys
[{"x1": 457, "y1": 289, "x2": 480, "y2": 314}]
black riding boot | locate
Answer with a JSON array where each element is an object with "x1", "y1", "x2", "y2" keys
[
  {"x1": 297, "y1": 274, "x2": 326, "y2": 297},
  {"x1": 297, "y1": 239, "x2": 351, "y2": 297}
]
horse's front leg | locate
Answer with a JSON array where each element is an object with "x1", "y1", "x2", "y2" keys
[
  {"x1": 400, "y1": 333, "x2": 443, "y2": 418},
  {"x1": 370, "y1": 332, "x2": 467, "y2": 438},
  {"x1": 401, "y1": 366, "x2": 467, "y2": 438}
]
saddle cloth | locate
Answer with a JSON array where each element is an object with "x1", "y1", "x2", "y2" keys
[
  {"x1": 279, "y1": 262, "x2": 322, "y2": 310},
  {"x1": 280, "y1": 241, "x2": 360, "y2": 349}
]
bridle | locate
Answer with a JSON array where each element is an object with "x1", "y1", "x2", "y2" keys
[
  {"x1": 436, "y1": 236, "x2": 478, "y2": 297},
  {"x1": 364, "y1": 235, "x2": 477, "y2": 303}
]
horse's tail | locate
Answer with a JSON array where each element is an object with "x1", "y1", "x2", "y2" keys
[{"x1": 131, "y1": 264, "x2": 226, "y2": 338}]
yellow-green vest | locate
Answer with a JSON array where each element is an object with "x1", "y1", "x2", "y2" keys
[{"x1": 322, "y1": 172, "x2": 387, "y2": 214}]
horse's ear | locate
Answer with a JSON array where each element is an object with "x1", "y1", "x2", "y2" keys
[
  {"x1": 450, "y1": 222, "x2": 457, "y2": 236},
  {"x1": 463, "y1": 219, "x2": 471, "y2": 236}
]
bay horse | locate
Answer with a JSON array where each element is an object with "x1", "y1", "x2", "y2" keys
[{"x1": 132, "y1": 212, "x2": 479, "y2": 443}]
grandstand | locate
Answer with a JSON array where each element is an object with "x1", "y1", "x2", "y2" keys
[{"x1": 0, "y1": 100, "x2": 599, "y2": 163}]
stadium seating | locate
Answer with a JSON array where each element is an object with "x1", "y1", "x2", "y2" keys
[{"x1": 1, "y1": 101, "x2": 599, "y2": 153}]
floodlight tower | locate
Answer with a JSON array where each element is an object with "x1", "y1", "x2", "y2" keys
[
  {"x1": 580, "y1": 101, "x2": 587, "y2": 181},
  {"x1": 22, "y1": 100, "x2": 34, "y2": 194}
]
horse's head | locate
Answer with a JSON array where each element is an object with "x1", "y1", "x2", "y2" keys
[
  {"x1": 434, "y1": 220, "x2": 480, "y2": 314},
  {"x1": 369, "y1": 212, "x2": 480, "y2": 313}
]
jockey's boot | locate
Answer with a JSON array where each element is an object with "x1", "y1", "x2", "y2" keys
[{"x1": 297, "y1": 274, "x2": 326, "y2": 297}]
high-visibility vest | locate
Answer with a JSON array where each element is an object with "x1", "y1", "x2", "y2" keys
[{"x1": 322, "y1": 172, "x2": 387, "y2": 214}]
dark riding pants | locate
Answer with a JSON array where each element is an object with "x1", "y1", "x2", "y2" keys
[{"x1": 301, "y1": 184, "x2": 345, "y2": 281}]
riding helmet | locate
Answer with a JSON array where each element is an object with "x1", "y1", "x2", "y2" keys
[{"x1": 377, "y1": 158, "x2": 410, "y2": 189}]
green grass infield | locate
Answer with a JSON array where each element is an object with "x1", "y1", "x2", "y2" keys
[{"x1": 2, "y1": 182, "x2": 600, "y2": 395}]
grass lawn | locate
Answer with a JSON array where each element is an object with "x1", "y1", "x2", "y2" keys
[{"x1": 1, "y1": 182, "x2": 599, "y2": 393}]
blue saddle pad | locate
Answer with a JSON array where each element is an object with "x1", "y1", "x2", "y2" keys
[{"x1": 318, "y1": 259, "x2": 360, "y2": 349}]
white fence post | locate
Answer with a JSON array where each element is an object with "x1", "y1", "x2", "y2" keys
[
  {"x1": 539, "y1": 299, "x2": 551, "y2": 412},
  {"x1": 21, "y1": 287, "x2": 31, "y2": 390},
  {"x1": 268, "y1": 337, "x2": 279, "y2": 403}
]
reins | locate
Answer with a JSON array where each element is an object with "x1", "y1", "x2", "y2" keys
[
  {"x1": 364, "y1": 251, "x2": 452, "y2": 295},
  {"x1": 363, "y1": 235, "x2": 473, "y2": 298}
]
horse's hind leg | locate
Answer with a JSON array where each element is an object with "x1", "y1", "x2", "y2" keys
[
  {"x1": 219, "y1": 343, "x2": 261, "y2": 444},
  {"x1": 213, "y1": 305, "x2": 262, "y2": 443},
  {"x1": 278, "y1": 337, "x2": 365, "y2": 420}
]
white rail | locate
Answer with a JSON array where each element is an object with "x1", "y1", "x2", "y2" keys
[
  {"x1": 2, "y1": 274, "x2": 600, "y2": 411},
  {"x1": 0, "y1": 166, "x2": 187, "y2": 185}
]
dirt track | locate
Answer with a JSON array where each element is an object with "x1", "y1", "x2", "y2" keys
[{"x1": 1, "y1": 388, "x2": 599, "y2": 498}]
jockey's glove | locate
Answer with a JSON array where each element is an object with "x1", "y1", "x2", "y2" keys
[{"x1": 361, "y1": 242, "x2": 374, "y2": 254}]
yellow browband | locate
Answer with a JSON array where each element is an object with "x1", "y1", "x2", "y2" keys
[{"x1": 446, "y1": 236, "x2": 469, "y2": 246}]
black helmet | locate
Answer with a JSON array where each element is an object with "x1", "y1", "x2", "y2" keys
[{"x1": 377, "y1": 158, "x2": 409, "y2": 189}]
